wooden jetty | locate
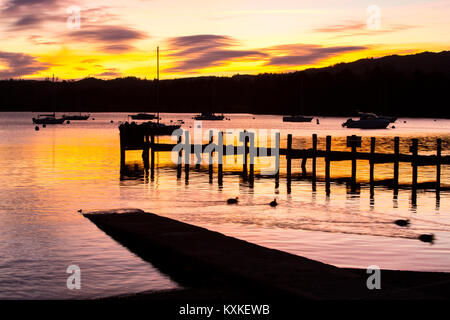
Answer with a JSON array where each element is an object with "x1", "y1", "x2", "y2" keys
[
  {"x1": 84, "y1": 209, "x2": 450, "y2": 300},
  {"x1": 119, "y1": 123, "x2": 448, "y2": 202}
]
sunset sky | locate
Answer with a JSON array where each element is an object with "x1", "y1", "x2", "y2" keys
[{"x1": 0, "y1": 0, "x2": 449, "y2": 80}]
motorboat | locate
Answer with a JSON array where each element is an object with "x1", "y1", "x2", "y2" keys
[
  {"x1": 359, "y1": 112, "x2": 396, "y2": 123},
  {"x1": 342, "y1": 113, "x2": 390, "y2": 129}
]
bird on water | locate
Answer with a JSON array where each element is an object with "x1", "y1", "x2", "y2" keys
[
  {"x1": 418, "y1": 234, "x2": 434, "y2": 244},
  {"x1": 394, "y1": 219, "x2": 410, "y2": 227},
  {"x1": 270, "y1": 199, "x2": 278, "y2": 207},
  {"x1": 227, "y1": 197, "x2": 238, "y2": 204},
  {"x1": 77, "y1": 209, "x2": 82, "y2": 213}
]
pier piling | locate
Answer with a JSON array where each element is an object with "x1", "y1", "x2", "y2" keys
[
  {"x1": 287, "y1": 134, "x2": 292, "y2": 193},
  {"x1": 411, "y1": 138, "x2": 419, "y2": 205},
  {"x1": 249, "y1": 132, "x2": 255, "y2": 187},
  {"x1": 312, "y1": 134, "x2": 317, "y2": 191},
  {"x1": 370, "y1": 137, "x2": 376, "y2": 196},
  {"x1": 325, "y1": 136, "x2": 331, "y2": 195},
  {"x1": 394, "y1": 137, "x2": 400, "y2": 195},
  {"x1": 150, "y1": 134, "x2": 155, "y2": 179},
  {"x1": 208, "y1": 130, "x2": 214, "y2": 183},
  {"x1": 218, "y1": 131, "x2": 223, "y2": 187},
  {"x1": 437, "y1": 138, "x2": 441, "y2": 194},
  {"x1": 177, "y1": 135, "x2": 182, "y2": 179}
]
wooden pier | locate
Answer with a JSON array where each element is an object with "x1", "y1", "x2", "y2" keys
[
  {"x1": 119, "y1": 123, "x2": 448, "y2": 202},
  {"x1": 84, "y1": 209, "x2": 450, "y2": 300}
]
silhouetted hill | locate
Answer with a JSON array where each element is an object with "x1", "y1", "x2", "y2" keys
[
  {"x1": 306, "y1": 51, "x2": 450, "y2": 75},
  {"x1": 0, "y1": 50, "x2": 449, "y2": 118}
]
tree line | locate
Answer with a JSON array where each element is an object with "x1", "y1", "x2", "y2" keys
[{"x1": 0, "y1": 51, "x2": 449, "y2": 118}]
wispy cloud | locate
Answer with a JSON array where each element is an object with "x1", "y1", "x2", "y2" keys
[
  {"x1": 0, "y1": 51, "x2": 50, "y2": 78},
  {"x1": 64, "y1": 25, "x2": 147, "y2": 53},
  {"x1": 66, "y1": 25, "x2": 146, "y2": 43},
  {"x1": 265, "y1": 43, "x2": 368, "y2": 66},
  {"x1": 167, "y1": 34, "x2": 267, "y2": 72},
  {"x1": 313, "y1": 21, "x2": 366, "y2": 33},
  {"x1": 313, "y1": 20, "x2": 416, "y2": 38}
]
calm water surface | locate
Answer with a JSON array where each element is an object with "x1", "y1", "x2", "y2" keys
[{"x1": 0, "y1": 112, "x2": 449, "y2": 299}]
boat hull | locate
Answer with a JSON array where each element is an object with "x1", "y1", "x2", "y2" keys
[
  {"x1": 342, "y1": 119, "x2": 390, "y2": 129},
  {"x1": 193, "y1": 115, "x2": 224, "y2": 121},
  {"x1": 283, "y1": 116, "x2": 313, "y2": 122},
  {"x1": 32, "y1": 117, "x2": 65, "y2": 124},
  {"x1": 130, "y1": 114, "x2": 157, "y2": 120}
]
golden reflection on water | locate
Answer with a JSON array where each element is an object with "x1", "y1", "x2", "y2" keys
[{"x1": 0, "y1": 112, "x2": 449, "y2": 300}]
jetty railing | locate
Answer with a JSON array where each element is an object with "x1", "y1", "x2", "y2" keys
[{"x1": 119, "y1": 124, "x2": 448, "y2": 204}]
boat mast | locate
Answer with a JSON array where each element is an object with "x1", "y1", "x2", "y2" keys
[{"x1": 156, "y1": 46, "x2": 160, "y2": 124}]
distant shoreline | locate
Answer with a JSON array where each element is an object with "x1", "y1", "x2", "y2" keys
[{"x1": 1, "y1": 51, "x2": 449, "y2": 118}]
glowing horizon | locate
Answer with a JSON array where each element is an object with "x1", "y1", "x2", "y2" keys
[{"x1": 0, "y1": 0, "x2": 449, "y2": 80}]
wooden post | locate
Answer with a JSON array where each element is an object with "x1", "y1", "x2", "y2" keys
[
  {"x1": 120, "y1": 129, "x2": 126, "y2": 170},
  {"x1": 370, "y1": 137, "x2": 375, "y2": 196},
  {"x1": 351, "y1": 138, "x2": 357, "y2": 187},
  {"x1": 312, "y1": 134, "x2": 317, "y2": 191},
  {"x1": 243, "y1": 134, "x2": 249, "y2": 180},
  {"x1": 150, "y1": 134, "x2": 155, "y2": 179},
  {"x1": 249, "y1": 132, "x2": 254, "y2": 187},
  {"x1": 208, "y1": 130, "x2": 214, "y2": 183},
  {"x1": 393, "y1": 137, "x2": 399, "y2": 195},
  {"x1": 218, "y1": 131, "x2": 223, "y2": 186},
  {"x1": 275, "y1": 132, "x2": 280, "y2": 189},
  {"x1": 185, "y1": 137, "x2": 190, "y2": 183},
  {"x1": 143, "y1": 134, "x2": 150, "y2": 170},
  {"x1": 177, "y1": 135, "x2": 182, "y2": 179},
  {"x1": 436, "y1": 138, "x2": 441, "y2": 194},
  {"x1": 287, "y1": 134, "x2": 292, "y2": 192},
  {"x1": 411, "y1": 138, "x2": 418, "y2": 205},
  {"x1": 325, "y1": 135, "x2": 331, "y2": 195}
]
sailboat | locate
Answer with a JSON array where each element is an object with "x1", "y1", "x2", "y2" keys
[
  {"x1": 283, "y1": 78, "x2": 313, "y2": 123},
  {"x1": 193, "y1": 80, "x2": 225, "y2": 120},
  {"x1": 144, "y1": 46, "x2": 181, "y2": 135},
  {"x1": 32, "y1": 76, "x2": 66, "y2": 124},
  {"x1": 32, "y1": 113, "x2": 65, "y2": 124}
]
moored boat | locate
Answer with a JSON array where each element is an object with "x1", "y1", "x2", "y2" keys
[
  {"x1": 359, "y1": 112, "x2": 396, "y2": 123},
  {"x1": 129, "y1": 113, "x2": 157, "y2": 120},
  {"x1": 193, "y1": 112, "x2": 225, "y2": 121},
  {"x1": 32, "y1": 113, "x2": 65, "y2": 124},
  {"x1": 282, "y1": 115, "x2": 313, "y2": 122},
  {"x1": 342, "y1": 113, "x2": 390, "y2": 129}
]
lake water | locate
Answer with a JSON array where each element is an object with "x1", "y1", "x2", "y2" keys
[{"x1": 0, "y1": 112, "x2": 448, "y2": 299}]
